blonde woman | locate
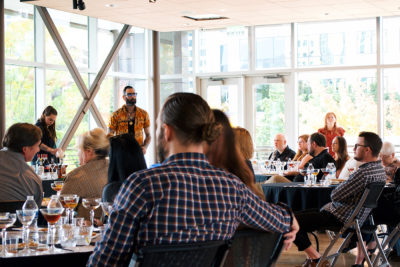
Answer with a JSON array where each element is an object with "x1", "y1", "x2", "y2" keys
[{"x1": 61, "y1": 128, "x2": 110, "y2": 221}]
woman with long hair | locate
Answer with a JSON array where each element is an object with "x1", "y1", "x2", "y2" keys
[
  {"x1": 318, "y1": 112, "x2": 345, "y2": 157},
  {"x1": 32, "y1": 106, "x2": 59, "y2": 165},
  {"x1": 206, "y1": 110, "x2": 265, "y2": 200},
  {"x1": 293, "y1": 134, "x2": 310, "y2": 162},
  {"x1": 332, "y1": 136, "x2": 350, "y2": 178},
  {"x1": 233, "y1": 127, "x2": 255, "y2": 175}
]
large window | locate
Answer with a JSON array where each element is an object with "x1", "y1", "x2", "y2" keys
[
  {"x1": 298, "y1": 70, "x2": 377, "y2": 143},
  {"x1": 383, "y1": 68, "x2": 400, "y2": 144},
  {"x1": 160, "y1": 32, "x2": 193, "y2": 75},
  {"x1": 382, "y1": 17, "x2": 400, "y2": 64},
  {"x1": 255, "y1": 24, "x2": 291, "y2": 69},
  {"x1": 198, "y1": 27, "x2": 248, "y2": 73},
  {"x1": 297, "y1": 19, "x2": 376, "y2": 67}
]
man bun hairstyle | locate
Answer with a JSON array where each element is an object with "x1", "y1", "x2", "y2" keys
[
  {"x1": 309, "y1": 132, "x2": 327, "y2": 147},
  {"x1": 161, "y1": 93, "x2": 221, "y2": 145},
  {"x1": 3, "y1": 123, "x2": 42, "y2": 152}
]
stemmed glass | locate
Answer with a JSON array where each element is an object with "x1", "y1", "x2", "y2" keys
[
  {"x1": 82, "y1": 198, "x2": 101, "y2": 226},
  {"x1": 50, "y1": 158, "x2": 57, "y2": 179},
  {"x1": 40, "y1": 208, "x2": 64, "y2": 252},
  {"x1": 16, "y1": 210, "x2": 36, "y2": 253},
  {"x1": 100, "y1": 202, "x2": 113, "y2": 225},
  {"x1": 0, "y1": 213, "x2": 16, "y2": 256},
  {"x1": 63, "y1": 195, "x2": 79, "y2": 224},
  {"x1": 51, "y1": 181, "x2": 64, "y2": 196}
]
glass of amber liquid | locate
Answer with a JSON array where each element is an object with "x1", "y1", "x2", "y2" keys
[
  {"x1": 51, "y1": 181, "x2": 64, "y2": 196},
  {"x1": 40, "y1": 207, "x2": 64, "y2": 252},
  {"x1": 63, "y1": 195, "x2": 79, "y2": 224}
]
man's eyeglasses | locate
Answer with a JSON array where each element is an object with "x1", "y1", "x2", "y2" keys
[
  {"x1": 354, "y1": 143, "x2": 368, "y2": 149},
  {"x1": 125, "y1": 92, "x2": 137, "y2": 97}
]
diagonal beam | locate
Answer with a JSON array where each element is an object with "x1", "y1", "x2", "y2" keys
[
  {"x1": 60, "y1": 24, "x2": 131, "y2": 149},
  {"x1": 36, "y1": 6, "x2": 131, "y2": 150}
]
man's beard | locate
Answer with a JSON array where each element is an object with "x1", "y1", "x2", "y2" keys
[
  {"x1": 126, "y1": 99, "x2": 136, "y2": 106},
  {"x1": 157, "y1": 130, "x2": 168, "y2": 162}
]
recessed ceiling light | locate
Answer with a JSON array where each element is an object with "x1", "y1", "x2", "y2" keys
[
  {"x1": 324, "y1": 12, "x2": 329, "y2": 16},
  {"x1": 105, "y1": 4, "x2": 117, "y2": 8}
]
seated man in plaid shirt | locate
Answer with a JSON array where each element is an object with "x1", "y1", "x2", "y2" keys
[
  {"x1": 88, "y1": 93, "x2": 299, "y2": 267},
  {"x1": 293, "y1": 132, "x2": 386, "y2": 267}
]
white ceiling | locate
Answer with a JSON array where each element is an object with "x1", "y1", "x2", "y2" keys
[{"x1": 25, "y1": 0, "x2": 400, "y2": 32}]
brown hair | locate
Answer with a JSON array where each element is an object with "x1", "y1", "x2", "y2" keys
[
  {"x1": 309, "y1": 132, "x2": 327, "y2": 147},
  {"x1": 293, "y1": 134, "x2": 309, "y2": 161},
  {"x1": 324, "y1": 112, "x2": 340, "y2": 135},
  {"x1": 160, "y1": 93, "x2": 221, "y2": 145},
  {"x1": 207, "y1": 110, "x2": 265, "y2": 200},
  {"x1": 39, "y1": 106, "x2": 58, "y2": 141},
  {"x1": 3, "y1": 123, "x2": 42, "y2": 152},
  {"x1": 233, "y1": 127, "x2": 254, "y2": 160},
  {"x1": 333, "y1": 136, "x2": 349, "y2": 172}
]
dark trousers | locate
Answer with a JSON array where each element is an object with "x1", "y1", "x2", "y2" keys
[{"x1": 294, "y1": 209, "x2": 343, "y2": 251}]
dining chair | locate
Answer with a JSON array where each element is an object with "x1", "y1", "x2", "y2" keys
[
  {"x1": 134, "y1": 239, "x2": 231, "y2": 267},
  {"x1": 222, "y1": 228, "x2": 284, "y2": 267},
  {"x1": 317, "y1": 181, "x2": 386, "y2": 267}
]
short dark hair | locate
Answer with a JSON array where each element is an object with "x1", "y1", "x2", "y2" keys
[
  {"x1": 160, "y1": 93, "x2": 221, "y2": 145},
  {"x1": 309, "y1": 132, "x2": 326, "y2": 147},
  {"x1": 123, "y1": 86, "x2": 133, "y2": 94},
  {"x1": 2, "y1": 123, "x2": 42, "y2": 152},
  {"x1": 359, "y1": 131, "x2": 382, "y2": 157}
]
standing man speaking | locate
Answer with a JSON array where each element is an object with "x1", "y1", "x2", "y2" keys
[{"x1": 108, "y1": 86, "x2": 151, "y2": 154}]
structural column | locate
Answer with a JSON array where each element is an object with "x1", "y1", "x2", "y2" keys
[
  {"x1": 0, "y1": 0, "x2": 5, "y2": 147},
  {"x1": 152, "y1": 31, "x2": 160, "y2": 161}
]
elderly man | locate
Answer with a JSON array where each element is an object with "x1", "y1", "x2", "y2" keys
[
  {"x1": 268, "y1": 133, "x2": 296, "y2": 161},
  {"x1": 293, "y1": 132, "x2": 386, "y2": 267},
  {"x1": 294, "y1": 132, "x2": 335, "y2": 182},
  {"x1": 88, "y1": 93, "x2": 299, "y2": 267},
  {"x1": 0, "y1": 123, "x2": 43, "y2": 206},
  {"x1": 380, "y1": 141, "x2": 400, "y2": 183}
]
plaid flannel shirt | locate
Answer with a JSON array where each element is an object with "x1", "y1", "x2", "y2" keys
[
  {"x1": 322, "y1": 160, "x2": 386, "y2": 225},
  {"x1": 87, "y1": 152, "x2": 292, "y2": 267}
]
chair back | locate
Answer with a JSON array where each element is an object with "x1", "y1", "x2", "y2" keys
[
  {"x1": 102, "y1": 182, "x2": 122, "y2": 202},
  {"x1": 223, "y1": 228, "x2": 284, "y2": 267},
  {"x1": 362, "y1": 182, "x2": 385, "y2": 209},
  {"x1": 135, "y1": 240, "x2": 231, "y2": 267},
  {"x1": 0, "y1": 200, "x2": 25, "y2": 213}
]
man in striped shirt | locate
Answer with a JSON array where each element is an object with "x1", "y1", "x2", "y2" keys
[
  {"x1": 293, "y1": 132, "x2": 386, "y2": 267},
  {"x1": 88, "y1": 93, "x2": 298, "y2": 267}
]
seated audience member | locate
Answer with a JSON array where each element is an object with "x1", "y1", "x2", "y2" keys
[
  {"x1": 61, "y1": 128, "x2": 109, "y2": 221},
  {"x1": 108, "y1": 133, "x2": 147, "y2": 183},
  {"x1": 294, "y1": 133, "x2": 335, "y2": 182},
  {"x1": 332, "y1": 136, "x2": 350, "y2": 177},
  {"x1": 207, "y1": 110, "x2": 264, "y2": 199},
  {"x1": 0, "y1": 123, "x2": 43, "y2": 206},
  {"x1": 88, "y1": 93, "x2": 298, "y2": 266},
  {"x1": 293, "y1": 134, "x2": 311, "y2": 162},
  {"x1": 233, "y1": 127, "x2": 256, "y2": 176},
  {"x1": 293, "y1": 132, "x2": 386, "y2": 267},
  {"x1": 338, "y1": 158, "x2": 363, "y2": 180},
  {"x1": 268, "y1": 133, "x2": 296, "y2": 162},
  {"x1": 380, "y1": 141, "x2": 400, "y2": 183}
]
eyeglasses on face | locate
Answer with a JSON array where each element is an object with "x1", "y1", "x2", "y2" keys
[
  {"x1": 125, "y1": 92, "x2": 137, "y2": 97},
  {"x1": 354, "y1": 143, "x2": 368, "y2": 149}
]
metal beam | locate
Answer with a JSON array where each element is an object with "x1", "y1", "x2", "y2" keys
[
  {"x1": 60, "y1": 24, "x2": 131, "y2": 149},
  {"x1": 0, "y1": 0, "x2": 5, "y2": 147}
]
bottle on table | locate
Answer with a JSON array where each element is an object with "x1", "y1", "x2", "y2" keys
[{"x1": 22, "y1": 195, "x2": 39, "y2": 229}]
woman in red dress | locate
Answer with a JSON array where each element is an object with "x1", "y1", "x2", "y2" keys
[{"x1": 318, "y1": 112, "x2": 345, "y2": 157}]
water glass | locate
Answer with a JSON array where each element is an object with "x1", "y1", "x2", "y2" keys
[
  {"x1": 5, "y1": 232, "x2": 21, "y2": 254},
  {"x1": 29, "y1": 231, "x2": 48, "y2": 251},
  {"x1": 60, "y1": 224, "x2": 78, "y2": 248},
  {"x1": 76, "y1": 225, "x2": 93, "y2": 246},
  {"x1": 72, "y1": 217, "x2": 84, "y2": 227}
]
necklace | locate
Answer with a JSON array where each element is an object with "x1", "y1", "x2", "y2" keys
[{"x1": 127, "y1": 107, "x2": 136, "y2": 125}]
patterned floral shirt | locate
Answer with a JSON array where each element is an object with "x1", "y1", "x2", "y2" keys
[
  {"x1": 108, "y1": 105, "x2": 150, "y2": 145},
  {"x1": 87, "y1": 152, "x2": 292, "y2": 267}
]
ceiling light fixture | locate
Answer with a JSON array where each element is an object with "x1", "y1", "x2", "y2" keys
[
  {"x1": 105, "y1": 4, "x2": 117, "y2": 8},
  {"x1": 73, "y1": 0, "x2": 86, "y2": 10},
  {"x1": 149, "y1": 0, "x2": 157, "y2": 3}
]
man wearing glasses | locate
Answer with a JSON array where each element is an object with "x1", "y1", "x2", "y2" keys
[{"x1": 108, "y1": 86, "x2": 151, "y2": 154}]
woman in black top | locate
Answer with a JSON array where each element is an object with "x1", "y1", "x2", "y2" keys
[{"x1": 31, "y1": 106, "x2": 59, "y2": 164}]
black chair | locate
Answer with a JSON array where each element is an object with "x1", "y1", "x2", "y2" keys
[
  {"x1": 317, "y1": 182, "x2": 386, "y2": 267},
  {"x1": 223, "y1": 228, "x2": 284, "y2": 267},
  {"x1": 134, "y1": 240, "x2": 231, "y2": 267},
  {"x1": 102, "y1": 181, "x2": 122, "y2": 202}
]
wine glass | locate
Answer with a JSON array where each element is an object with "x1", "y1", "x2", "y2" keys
[
  {"x1": 50, "y1": 158, "x2": 57, "y2": 179},
  {"x1": 0, "y1": 213, "x2": 16, "y2": 256},
  {"x1": 16, "y1": 210, "x2": 36, "y2": 253},
  {"x1": 51, "y1": 181, "x2": 64, "y2": 196},
  {"x1": 82, "y1": 198, "x2": 101, "y2": 226},
  {"x1": 63, "y1": 195, "x2": 79, "y2": 224},
  {"x1": 40, "y1": 208, "x2": 64, "y2": 252},
  {"x1": 100, "y1": 202, "x2": 113, "y2": 225}
]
